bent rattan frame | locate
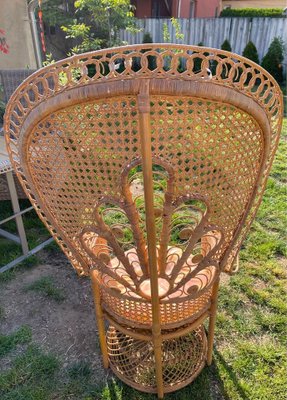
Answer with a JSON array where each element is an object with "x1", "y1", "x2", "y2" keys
[{"x1": 4, "y1": 44, "x2": 283, "y2": 397}]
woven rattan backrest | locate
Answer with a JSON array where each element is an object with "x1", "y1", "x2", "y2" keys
[{"x1": 4, "y1": 45, "x2": 282, "y2": 303}]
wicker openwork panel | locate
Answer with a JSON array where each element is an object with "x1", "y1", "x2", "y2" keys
[
  {"x1": 107, "y1": 324, "x2": 207, "y2": 393},
  {"x1": 15, "y1": 89, "x2": 264, "y2": 327},
  {"x1": 4, "y1": 45, "x2": 282, "y2": 301}
]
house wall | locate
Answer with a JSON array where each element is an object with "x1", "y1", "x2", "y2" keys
[
  {"x1": 0, "y1": 0, "x2": 37, "y2": 69},
  {"x1": 131, "y1": 0, "x2": 152, "y2": 18},
  {"x1": 196, "y1": 0, "x2": 221, "y2": 17},
  {"x1": 132, "y1": 0, "x2": 222, "y2": 18},
  {"x1": 131, "y1": 0, "x2": 171, "y2": 18},
  {"x1": 174, "y1": 0, "x2": 191, "y2": 18}
]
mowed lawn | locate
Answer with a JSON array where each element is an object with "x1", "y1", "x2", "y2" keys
[{"x1": 0, "y1": 119, "x2": 286, "y2": 400}]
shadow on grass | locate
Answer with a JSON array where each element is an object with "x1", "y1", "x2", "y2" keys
[{"x1": 213, "y1": 346, "x2": 250, "y2": 400}]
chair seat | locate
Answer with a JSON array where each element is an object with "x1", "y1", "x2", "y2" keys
[{"x1": 99, "y1": 247, "x2": 216, "y2": 329}]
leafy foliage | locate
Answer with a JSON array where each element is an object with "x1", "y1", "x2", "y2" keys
[
  {"x1": 170, "y1": 17, "x2": 184, "y2": 41},
  {"x1": 242, "y1": 41, "x2": 259, "y2": 64},
  {"x1": 261, "y1": 37, "x2": 284, "y2": 83},
  {"x1": 163, "y1": 21, "x2": 171, "y2": 43},
  {"x1": 163, "y1": 18, "x2": 185, "y2": 43},
  {"x1": 220, "y1": 8, "x2": 285, "y2": 18}
]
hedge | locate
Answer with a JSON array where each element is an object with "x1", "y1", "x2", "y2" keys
[{"x1": 220, "y1": 8, "x2": 284, "y2": 18}]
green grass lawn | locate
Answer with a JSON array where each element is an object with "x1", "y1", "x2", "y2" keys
[{"x1": 0, "y1": 119, "x2": 286, "y2": 399}]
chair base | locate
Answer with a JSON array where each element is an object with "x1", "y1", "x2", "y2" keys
[{"x1": 106, "y1": 324, "x2": 207, "y2": 394}]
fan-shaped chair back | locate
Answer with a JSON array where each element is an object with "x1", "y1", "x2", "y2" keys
[{"x1": 4, "y1": 45, "x2": 282, "y2": 397}]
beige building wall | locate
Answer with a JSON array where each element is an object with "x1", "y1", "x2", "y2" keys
[
  {"x1": 221, "y1": 0, "x2": 287, "y2": 9},
  {"x1": 0, "y1": 0, "x2": 37, "y2": 69}
]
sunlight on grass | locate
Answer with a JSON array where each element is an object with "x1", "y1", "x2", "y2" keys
[{"x1": 0, "y1": 326, "x2": 32, "y2": 357}]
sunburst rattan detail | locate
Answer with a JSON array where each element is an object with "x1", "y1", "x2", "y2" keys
[{"x1": 4, "y1": 44, "x2": 283, "y2": 398}]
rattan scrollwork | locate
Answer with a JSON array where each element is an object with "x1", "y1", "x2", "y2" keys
[{"x1": 4, "y1": 44, "x2": 283, "y2": 398}]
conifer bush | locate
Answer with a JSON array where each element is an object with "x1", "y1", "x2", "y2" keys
[
  {"x1": 261, "y1": 37, "x2": 284, "y2": 83},
  {"x1": 220, "y1": 40, "x2": 232, "y2": 78},
  {"x1": 243, "y1": 41, "x2": 259, "y2": 64},
  {"x1": 142, "y1": 32, "x2": 157, "y2": 71},
  {"x1": 221, "y1": 39, "x2": 232, "y2": 52},
  {"x1": 193, "y1": 42, "x2": 204, "y2": 73}
]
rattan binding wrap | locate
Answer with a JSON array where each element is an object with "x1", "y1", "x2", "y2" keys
[{"x1": 4, "y1": 44, "x2": 283, "y2": 397}]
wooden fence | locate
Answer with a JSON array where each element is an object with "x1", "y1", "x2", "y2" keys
[{"x1": 120, "y1": 18, "x2": 287, "y2": 65}]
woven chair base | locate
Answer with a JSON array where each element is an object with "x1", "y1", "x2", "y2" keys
[{"x1": 107, "y1": 324, "x2": 207, "y2": 394}]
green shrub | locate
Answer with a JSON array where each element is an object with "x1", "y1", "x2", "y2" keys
[
  {"x1": 193, "y1": 42, "x2": 204, "y2": 73},
  {"x1": 142, "y1": 32, "x2": 153, "y2": 44},
  {"x1": 220, "y1": 8, "x2": 284, "y2": 18},
  {"x1": 220, "y1": 40, "x2": 232, "y2": 78},
  {"x1": 261, "y1": 37, "x2": 284, "y2": 83},
  {"x1": 136, "y1": 32, "x2": 156, "y2": 71},
  {"x1": 243, "y1": 41, "x2": 259, "y2": 64},
  {"x1": 0, "y1": 100, "x2": 5, "y2": 124},
  {"x1": 240, "y1": 41, "x2": 260, "y2": 84},
  {"x1": 221, "y1": 39, "x2": 232, "y2": 52}
]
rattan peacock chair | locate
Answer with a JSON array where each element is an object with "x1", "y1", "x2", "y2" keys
[{"x1": 4, "y1": 44, "x2": 283, "y2": 398}]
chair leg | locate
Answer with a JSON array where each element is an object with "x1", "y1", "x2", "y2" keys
[
  {"x1": 207, "y1": 279, "x2": 220, "y2": 366},
  {"x1": 153, "y1": 325, "x2": 164, "y2": 399},
  {"x1": 6, "y1": 171, "x2": 29, "y2": 255},
  {"x1": 90, "y1": 269, "x2": 109, "y2": 369}
]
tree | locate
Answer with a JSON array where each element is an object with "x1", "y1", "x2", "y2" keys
[
  {"x1": 44, "y1": 0, "x2": 136, "y2": 55},
  {"x1": 261, "y1": 37, "x2": 284, "y2": 83},
  {"x1": 42, "y1": 0, "x2": 75, "y2": 26}
]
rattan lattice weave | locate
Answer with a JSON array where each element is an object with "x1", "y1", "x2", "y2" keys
[{"x1": 4, "y1": 44, "x2": 283, "y2": 398}]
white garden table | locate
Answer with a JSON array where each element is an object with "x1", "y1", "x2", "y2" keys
[{"x1": 0, "y1": 136, "x2": 53, "y2": 273}]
